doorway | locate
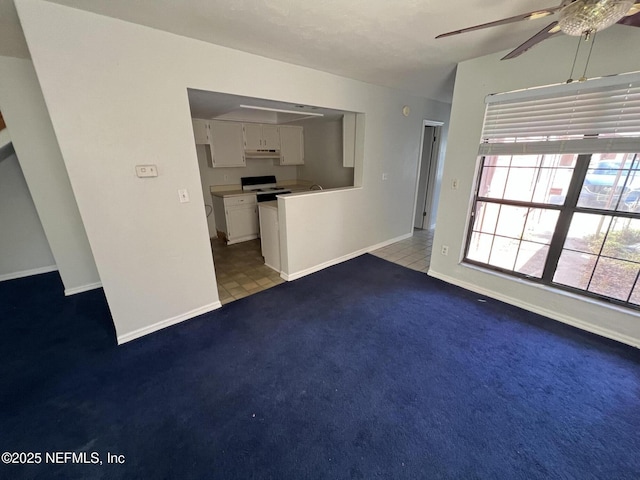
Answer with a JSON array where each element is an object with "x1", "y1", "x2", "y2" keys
[{"x1": 414, "y1": 122, "x2": 443, "y2": 231}]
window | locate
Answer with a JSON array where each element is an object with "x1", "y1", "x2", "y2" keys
[
  {"x1": 465, "y1": 73, "x2": 640, "y2": 309},
  {"x1": 467, "y1": 153, "x2": 572, "y2": 277}
]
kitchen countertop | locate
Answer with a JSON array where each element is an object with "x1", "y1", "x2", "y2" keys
[
  {"x1": 210, "y1": 188, "x2": 249, "y2": 198},
  {"x1": 210, "y1": 182, "x2": 314, "y2": 198},
  {"x1": 286, "y1": 185, "x2": 312, "y2": 193}
]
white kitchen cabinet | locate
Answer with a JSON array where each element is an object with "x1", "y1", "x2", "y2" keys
[
  {"x1": 211, "y1": 194, "x2": 259, "y2": 245},
  {"x1": 227, "y1": 203, "x2": 259, "y2": 244},
  {"x1": 243, "y1": 123, "x2": 280, "y2": 150},
  {"x1": 209, "y1": 120, "x2": 246, "y2": 168},
  {"x1": 342, "y1": 114, "x2": 356, "y2": 167},
  {"x1": 342, "y1": 113, "x2": 365, "y2": 168},
  {"x1": 279, "y1": 125, "x2": 304, "y2": 165},
  {"x1": 242, "y1": 124, "x2": 262, "y2": 150},
  {"x1": 262, "y1": 125, "x2": 280, "y2": 149},
  {"x1": 259, "y1": 202, "x2": 280, "y2": 272},
  {"x1": 192, "y1": 118, "x2": 210, "y2": 144}
]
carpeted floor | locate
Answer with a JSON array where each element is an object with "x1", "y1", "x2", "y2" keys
[{"x1": 1, "y1": 254, "x2": 639, "y2": 479}]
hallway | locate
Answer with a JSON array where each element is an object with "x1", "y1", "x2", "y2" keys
[{"x1": 370, "y1": 228, "x2": 434, "y2": 273}]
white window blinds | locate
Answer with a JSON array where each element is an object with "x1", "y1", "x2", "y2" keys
[{"x1": 478, "y1": 71, "x2": 640, "y2": 156}]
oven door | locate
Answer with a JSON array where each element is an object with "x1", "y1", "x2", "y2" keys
[{"x1": 257, "y1": 193, "x2": 278, "y2": 202}]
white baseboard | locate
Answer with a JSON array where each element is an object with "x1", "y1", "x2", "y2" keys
[
  {"x1": 282, "y1": 232, "x2": 413, "y2": 282},
  {"x1": 369, "y1": 232, "x2": 414, "y2": 251},
  {"x1": 428, "y1": 270, "x2": 640, "y2": 350},
  {"x1": 264, "y1": 262, "x2": 280, "y2": 274},
  {"x1": 0, "y1": 265, "x2": 57, "y2": 282},
  {"x1": 227, "y1": 234, "x2": 259, "y2": 245},
  {"x1": 117, "y1": 301, "x2": 222, "y2": 345},
  {"x1": 64, "y1": 281, "x2": 102, "y2": 296}
]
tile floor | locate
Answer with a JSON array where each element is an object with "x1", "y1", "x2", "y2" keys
[
  {"x1": 211, "y1": 237, "x2": 284, "y2": 305},
  {"x1": 369, "y1": 228, "x2": 434, "y2": 273},
  {"x1": 212, "y1": 228, "x2": 434, "y2": 305}
]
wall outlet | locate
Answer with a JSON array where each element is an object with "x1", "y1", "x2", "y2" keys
[
  {"x1": 452, "y1": 178, "x2": 459, "y2": 190},
  {"x1": 382, "y1": 173, "x2": 389, "y2": 181},
  {"x1": 441, "y1": 245, "x2": 449, "y2": 256},
  {"x1": 224, "y1": 174, "x2": 229, "y2": 182},
  {"x1": 178, "y1": 188, "x2": 190, "y2": 203}
]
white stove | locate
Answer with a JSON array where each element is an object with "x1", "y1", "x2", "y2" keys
[{"x1": 241, "y1": 175, "x2": 291, "y2": 202}]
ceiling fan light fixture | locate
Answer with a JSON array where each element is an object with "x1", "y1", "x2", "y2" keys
[
  {"x1": 529, "y1": 11, "x2": 554, "y2": 20},
  {"x1": 558, "y1": 0, "x2": 634, "y2": 36}
]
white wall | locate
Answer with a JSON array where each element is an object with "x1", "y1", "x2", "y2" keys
[
  {"x1": 16, "y1": 0, "x2": 450, "y2": 342},
  {"x1": 0, "y1": 153, "x2": 56, "y2": 280},
  {"x1": 279, "y1": 95, "x2": 451, "y2": 278},
  {"x1": 430, "y1": 25, "x2": 640, "y2": 348},
  {"x1": 296, "y1": 118, "x2": 354, "y2": 189},
  {"x1": 0, "y1": 56, "x2": 100, "y2": 295}
]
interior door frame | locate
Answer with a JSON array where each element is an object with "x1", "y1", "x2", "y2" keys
[{"x1": 412, "y1": 120, "x2": 444, "y2": 231}]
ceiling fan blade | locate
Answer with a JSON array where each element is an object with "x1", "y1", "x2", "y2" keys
[
  {"x1": 435, "y1": 6, "x2": 561, "y2": 39},
  {"x1": 501, "y1": 21, "x2": 561, "y2": 60},
  {"x1": 625, "y1": 1, "x2": 640, "y2": 15},
  {"x1": 618, "y1": 3, "x2": 640, "y2": 27}
]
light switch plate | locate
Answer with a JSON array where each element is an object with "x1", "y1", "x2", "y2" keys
[
  {"x1": 178, "y1": 188, "x2": 190, "y2": 203},
  {"x1": 135, "y1": 165, "x2": 158, "y2": 177}
]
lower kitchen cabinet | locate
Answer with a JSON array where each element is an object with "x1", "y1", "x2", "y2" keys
[{"x1": 211, "y1": 194, "x2": 259, "y2": 245}]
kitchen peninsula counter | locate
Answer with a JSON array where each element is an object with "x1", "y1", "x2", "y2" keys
[{"x1": 210, "y1": 181, "x2": 314, "y2": 198}]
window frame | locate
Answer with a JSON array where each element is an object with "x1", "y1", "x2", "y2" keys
[
  {"x1": 464, "y1": 151, "x2": 640, "y2": 310},
  {"x1": 466, "y1": 73, "x2": 640, "y2": 310}
]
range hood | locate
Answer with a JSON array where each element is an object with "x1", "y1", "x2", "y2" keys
[{"x1": 244, "y1": 149, "x2": 281, "y2": 159}]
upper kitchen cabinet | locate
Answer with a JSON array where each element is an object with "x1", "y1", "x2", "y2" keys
[
  {"x1": 209, "y1": 120, "x2": 246, "y2": 168},
  {"x1": 342, "y1": 113, "x2": 365, "y2": 168},
  {"x1": 243, "y1": 123, "x2": 280, "y2": 151},
  {"x1": 279, "y1": 125, "x2": 304, "y2": 165},
  {"x1": 192, "y1": 118, "x2": 210, "y2": 145}
]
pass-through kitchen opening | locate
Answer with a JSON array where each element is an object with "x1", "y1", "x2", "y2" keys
[
  {"x1": 209, "y1": 175, "x2": 295, "y2": 304},
  {"x1": 209, "y1": 233, "x2": 285, "y2": 305},
  {"x1": 188, "y1": 88, "x2": 362, "y2": 304}
]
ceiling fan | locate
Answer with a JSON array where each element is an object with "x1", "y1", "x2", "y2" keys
[{"x1": 436, "y1": 0, "x2": 640, "y2": 60}]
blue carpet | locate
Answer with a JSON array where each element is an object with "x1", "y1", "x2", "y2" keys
[{"x1": 1, "y1": 254, "x2": 639, "y2": 479}]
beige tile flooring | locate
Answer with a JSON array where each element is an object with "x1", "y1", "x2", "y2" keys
[
  {"x1": 370, "y1": 228, "x2": 434, "y2": 273},
  {"x1": 212, "y1": 228, "x2": 434, "y2": 305},
  {"x1": 211, "y1": 237, "x2": 284, "y2": 305}
]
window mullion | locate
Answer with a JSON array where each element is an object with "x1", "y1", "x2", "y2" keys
[
  {"x1": 585, "y1": 220, "x2": 613, "y2": 291},
  {"x1": 541, "y1": 154, "x2": 592, "y2": 282},
  {"x1": 486, "y1": 205, "x2": 502, "y2": 266},
  {"x1": 626, "y1": 267, "x2": 640, "y2": 303}
]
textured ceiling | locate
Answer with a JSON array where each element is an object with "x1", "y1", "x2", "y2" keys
[{"x1": 0, "y1": 0, "x2": 631, "y2": 102}]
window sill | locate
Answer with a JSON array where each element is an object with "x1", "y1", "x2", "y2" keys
[{"x1": 459, "y1": 261, "x2": 640, "y2": 319}]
